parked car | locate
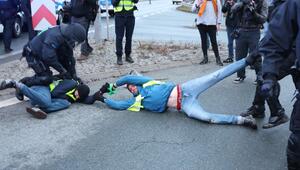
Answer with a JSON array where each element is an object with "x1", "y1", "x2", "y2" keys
[
  {"x1": 0, "y1": 11, "x2": 26, "y2": 38},
  {"x1": 99, "y1": 0, "x2": 114, "y2": 17}
]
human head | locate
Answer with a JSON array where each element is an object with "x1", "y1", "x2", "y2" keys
[
  {"x1": 75, "y1": 84, "x2": 90, "y2": 101},
  {"x1": 60, "y1": 23, "x2": 86, "y2": 48},
  {"x1": 127, "y1": 84, "x2": 138, "y2": 96}
]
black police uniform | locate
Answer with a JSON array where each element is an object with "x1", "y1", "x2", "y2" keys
[
  {"x1": 20, "y1": 0, "x2": 36, "y2": 40},
  {"x1": 260, "y1": 0, "x2": 300, "y2": 168},
  {"x1": 0, "y1": 0, "x2": 18, "y2": 52},
  {"x1": 231, "y1": 0, "x2": 268, "y2": 81},
  {"x1": 112, "y1": 0, "x2": 139, "y2": 65},
  {"x1": 241, "y1": 0, "x2": 291, "y2": 129},
  {"x1": 22, "y1": 23, "x2": 86, "y2": 86}
]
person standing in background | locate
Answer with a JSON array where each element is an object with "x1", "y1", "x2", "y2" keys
[
  {"x1": 0, "y1": 0, "x2": 18, "y2": 53},
  {"x1": 70, "y1": 0, "x2": 98, "y2": 61},
  {"x1": 222, "y1": 0, "x2": 237, "y2": 63},
  {"x1": 192, "y1": 0, "x2": 223, "y2": 66},
  {"x1": 20, "y1": 0, "x2": 36, "y2": 41},
  {"x1": 112, "y1": 0, "x2": 139, "y2": 65}
]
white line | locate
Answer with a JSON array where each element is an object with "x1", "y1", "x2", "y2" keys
[
  {"x1": 0, "y1": 97, "x2": 28, "y2": 109},
  {"x1": 0, "y1": 50, "x2": 22, "y2": 60}
]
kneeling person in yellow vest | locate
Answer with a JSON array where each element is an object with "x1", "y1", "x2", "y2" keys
[
  {"x1": 0, "y1": 78, "x2": 100, "y2": 119},
  {"x1": 96, "y1": 75, "x2": 257, "y2": 129}
]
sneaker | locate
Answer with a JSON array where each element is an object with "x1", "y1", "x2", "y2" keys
[
  {"x1": 262, "y1": 113, "x2": 289, "y2": 129},
  {"x1": 233, "y1": 77, "x2": 245, "y2": 84},
  {"x1": 223, "y1": 58, "x2": 234, "y2": 63},
  {"x1": 253, "y1": 79, "x2": 258, "y2": 85},
  {"x1": 5, "y1": 48, "x2": 13, "y2": 53},
  {"x1": 240, "y1": 105, "x2": 265, "y2": 118},
  {"x1": 216, "y1": 59, "x2": 224, "y2": 66},
  {"x1": 0, "y1": 79, "x2": 16, "y2": 90},
  {"x1": 243, "y1": 115, "x2": 257, "y2": 129},
  {"x1": 26, "y1": 107, "x2": 47, "y2": 119}
]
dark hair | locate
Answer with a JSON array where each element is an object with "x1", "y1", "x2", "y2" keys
[{"x1": 77, "y1": 84, "x2": 90, "y2": 101}]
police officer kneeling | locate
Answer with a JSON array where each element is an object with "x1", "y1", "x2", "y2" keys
[{"x1": 21, "y1": 23, "x2": 86, "y2": 89}]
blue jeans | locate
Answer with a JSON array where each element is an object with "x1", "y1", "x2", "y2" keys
[
  {"x1": 19, "y1": 84, "x2": 71, "y2": 113},
  {"x1": 235, "y1": 29, "x2": 260, "y2": 78},
  {"x1": 180, "y1": 59, "x2": 246, "y2": 124},
  {"x1": 226, "y1": 26, "x2": 235, "y2": 58}
]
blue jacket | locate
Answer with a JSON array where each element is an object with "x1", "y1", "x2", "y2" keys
[
  {"x1": 104, "y1": 75, "x2": 176, "y2": 113},
  {"x1": 0, "y1": 0, "x2": 18, "y2": 19}
]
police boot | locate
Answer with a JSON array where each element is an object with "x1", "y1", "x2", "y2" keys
[
  {"x1": 262, "y1": 108, "x2": 289, "y2": 129},
  {"x1": 242, "y1": 115, "x2": 257, "y2": 129},
  {"x1": 125, "y1": 55, "x2": 134, "y2": 63},
  {"x1": 240, "y1": 105, "x2": 265, "y2": 118},
  {"x1": 26, "y1": 107, "x2": 47, "y2": 119},
  {"x1": 200, "y1": 55, "x2": 208, "y2": 65},
  {"x1": 117, "y1": 56, "x2": 123, "y2": 65},
  {"x1": 216, "y1": 57, "x2": 223, "y2": 66},
  {"x1": 0, "y1": 79, "x2": 16, "y2": 90}
]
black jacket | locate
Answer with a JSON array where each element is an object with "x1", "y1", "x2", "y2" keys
[
  {"x1": 0, "y1": 0, "x2": 18, "y2": 19},
  {"x1": 28, "y1": 23, "x2": 86, "y2": 76},
  {"x1": 260, "y1": 0, "x2": 300, "y2": 133},
  {"x1": 231, "y1": 0, "x2": 268, "y2": 29},
  {"x1": 51, "y1": 79, "x2": 96, "y2": 104},
  {"x1": 222, "y1": 0, "x2": 238, "y2": 27},
  {"x1": 70, "y1": 0, "x2": 98, "y2": 20}
]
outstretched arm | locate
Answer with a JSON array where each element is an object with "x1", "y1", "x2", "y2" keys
[{"x1": 115, "y1": 75, "x2": 153, "y2": 87}]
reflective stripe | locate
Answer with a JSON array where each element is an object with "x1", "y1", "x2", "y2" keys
[
  {"x1": 66, "y1": 89, "x2": 76, "y2": 102},
  {"x1": 49, "y1": 80, "x2": 77, "y2": 102},
  {"x1": 127, "y1": 80, "x2": 165, "y2": 112},
  {"x1": 142, "y1": 80, "x2": 165, "y2": 88},
  {"x1": 49, "y1": 80, "x2": 62, "y2": 92},
  {"x1": 114, "y1": 0, "x2": 134, "y2": 12},
  {"x1": 127, "y1": 95, "x2": 144, "y2": 112}
]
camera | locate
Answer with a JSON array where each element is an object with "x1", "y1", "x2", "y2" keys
[{"x1": 231, "y1": 29, "x2": 240, "y2": 39}]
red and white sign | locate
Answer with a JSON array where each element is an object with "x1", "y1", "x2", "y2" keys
[{"x1": 31, "y1": 0, "x2": 57, "y2": 31}]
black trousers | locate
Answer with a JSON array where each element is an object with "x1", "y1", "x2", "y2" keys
[
  {"x1": 235, "y1": 29, "x2": 260, "y2": 78},
  {"x1": 287, "y1": 132, "x2": 300, "y2": 170},
  {"x1": 0, "y1": 15, "x2": 15, "y2": 50},
  {"x1": 253, "y1": 80, "x2": 284, "y2": 116},
  {"x1": 115, "y1": 15, "x2": 135, "y2": 57},
  {"x1": 197, "y1": 24, "x2": 219, "y2": 59}
]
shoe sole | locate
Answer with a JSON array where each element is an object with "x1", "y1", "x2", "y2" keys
[
  {"x1": 26, "y1": 107, "x2": 47, "y2": 119},
  {"x1": 262, "y1": 116, "x2": 289, "y2": 129}
]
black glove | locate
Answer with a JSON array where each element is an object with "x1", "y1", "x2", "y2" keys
[
  {"x1": 99, "y1": 82, "x2": 110, "y2": 94},
  {"x1": 72, "y1": 75, "x2": 83, "y2": 84},
  {"x1": 246, "y1": 50, "x2": 261, "y2": 65},
  {"x1": 261, "y1": 74, "x2": 277, "y2": 97},
  {"x1": 60, "y1": 71, "x2": 72, "y2": 79},
  {"x1": 93, "y1": 91, "x2": 105, "y2": 102}
]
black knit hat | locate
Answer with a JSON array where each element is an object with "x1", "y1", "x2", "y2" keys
[{"x1": 77, "y1": 84, "x2": 90, "y2": 101}]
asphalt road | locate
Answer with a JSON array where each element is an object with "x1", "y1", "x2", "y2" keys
[{"x1": 0, "y1": 62, "x2": 293, "y2": 170}]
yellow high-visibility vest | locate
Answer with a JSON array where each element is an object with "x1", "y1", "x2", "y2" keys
[
  {"x1": 127, "y1": 80, "x2": 165, "y2": 112},
  {"x1": 114, "y1": 0, "x2": 134, "y2": 12},
  {"x1": 49, "y1": 80, "x2": 77, "y2": 102}
]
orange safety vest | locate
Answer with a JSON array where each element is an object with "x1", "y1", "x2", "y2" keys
[{"x1": 198, "y1": 0, "x2": 218, "y2": 16}]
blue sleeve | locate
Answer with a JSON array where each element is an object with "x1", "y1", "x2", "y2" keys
[
  {"x1": 104, "y1": 97, "x2": 136, "y2": 110},
  {"x1": 116, "y1": 75, "x2": 153, "y2": 87}
]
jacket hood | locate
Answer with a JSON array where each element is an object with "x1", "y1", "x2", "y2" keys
[{"x1": 60, "y1": 23, "x2": 86, "y2": 43}]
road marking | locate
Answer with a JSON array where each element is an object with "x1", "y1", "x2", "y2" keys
[
  {"x1": 0, "y1": 50, "x2": 22, "y2": 60},
  {"x1": 0, "y1": 97, "x2": 28, "y2": 109}
]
